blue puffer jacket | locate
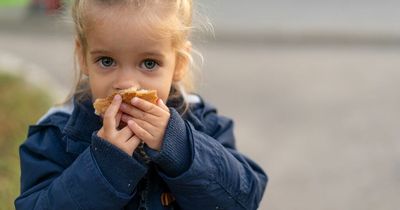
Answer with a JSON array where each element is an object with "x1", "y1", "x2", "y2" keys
[{"x1": 15, "y1": 95, "x2": 267, "y2": 210}]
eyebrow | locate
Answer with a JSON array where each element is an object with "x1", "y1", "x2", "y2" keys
[
  {"x1": 89, "y1": 50, "x2": 166, "y2": 59},
  {"x1": 139, "y1": 51, "x2": 166, "y2": 59},
  {"x1": 90, "y1": 50, "x2": 111, "y2": 55}
]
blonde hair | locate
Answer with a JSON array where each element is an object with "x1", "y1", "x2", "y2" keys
[{"x1": 66, "y1": 0, "x2": 197, "y2": 110}]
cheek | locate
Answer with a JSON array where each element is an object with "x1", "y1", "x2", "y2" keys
[
  {"x1": 88, "y1": 80, "x2": 101, "y2": 99},
  {"x1": 158, "y1": 90, "x2": 170, "y2": 102},
  {"x1": 147, "y1": 78, "x2": 172, "y2": 102},
  {"x1": 88, "y1": 73, "x2": 112, "y2": 99},
  {"x1": 151, "y1": 83, "x2": 170, "y2": 102}
]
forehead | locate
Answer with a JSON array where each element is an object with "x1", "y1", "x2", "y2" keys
[{"x1": 85, "y1": 3, "x2": 174, "y2": 52}]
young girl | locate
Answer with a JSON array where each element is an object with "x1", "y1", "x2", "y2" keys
[{"x1": 15, "y1": 0, "x2": 267, "y2": 209}]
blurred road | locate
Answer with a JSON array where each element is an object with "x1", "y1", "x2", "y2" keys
[
  {"x1": 201, "y1": 0, "x2": 400, "y2": 35},
  {"x1": 2, "y1": 2, "x2": 400, "y2": 209}
]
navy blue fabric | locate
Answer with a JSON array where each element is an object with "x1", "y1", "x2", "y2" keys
[
  {"x1": 15, "y1": 96, "x2": 268, "y2": 210},
  {"x1": 144, "y1": 108, "x2": 192, "y2": 177}
]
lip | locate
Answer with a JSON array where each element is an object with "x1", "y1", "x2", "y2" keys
[{"x1": 111, "y1": 86, "x2": 139, "y2": 94}]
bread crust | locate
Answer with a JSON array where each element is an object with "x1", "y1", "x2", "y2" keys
[{"x1": 93, "y1": 88, "x2": 158, "y2": 115}]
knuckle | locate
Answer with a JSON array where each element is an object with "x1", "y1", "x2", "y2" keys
[
  {"x1": 148, "y1": 105, "x2": 156, "y2": 113},
  {"x1": 140, "y1": 112, "x2": 147, "y2": 120},
  {"x1": 102, "y1": 132, "x2": 111, "y2": 141},
  {"x1": 104, "y1": 115, "x2": 113, "y2": 122},
  {"x1": 104, "y1": 110, "x2": 114, "y2": 119},
  {"x1": 134, "y1": 125, "x2": 142, "y2": 134},
  {"x1": 145, "y1": 105, "x2": 152, "y2": 111},
  {"x1": 133, "y1": 136, "x2": 140, "y2": 142},
  {"x1": 137, "y1": 128, "x2": 146, "y2": 138}
]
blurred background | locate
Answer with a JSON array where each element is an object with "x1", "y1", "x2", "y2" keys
[{"x1": 1, "y1": 0, "x2": 400, "y2": 209}]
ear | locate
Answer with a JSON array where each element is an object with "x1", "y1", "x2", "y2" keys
[
  {"x1": 75, "y1": 38, "x2": 88, "y2": 76},
  {"x1": 173, "y1": 41, "x2": 192, "y2": 82}
]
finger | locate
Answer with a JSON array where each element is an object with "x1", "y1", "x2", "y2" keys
[
  {"x1": 127, "y1": 120, "x2": 153, "y2": 142},
  {"x1": 97, "y1": 127, "x2": 105, "y2": 139},
  {"x1": 117, "y1": 126, "x2": 134, "y2": 141},
  {"x1": 115, "y1": 111, "x2": 122, "y2": 128},
  {"x1": 120, "y1": 103, "x2": 158, "y2": 123},
  {"x1": 126, "y1": 135, "x2": 141, "y2": 148},
  {"x1": 119, "y1": 135, "x2": 141, "y2": 156},
  {"x1": 122, "y1": 114, "x2": 156, "y2": 133},
  {"x1": 157, "y1": 98, "x2": 169, "y2": 112},
  {"x1": 131, "y1": 97, "x2": 164, "y2": 117},
  {"x1": 103, "y1": 95, "x2": 122, "y2": 133}
]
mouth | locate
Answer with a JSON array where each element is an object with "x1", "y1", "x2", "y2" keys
[{"x1": 113, "y1": 86, "x2": 139, "y2": 94}]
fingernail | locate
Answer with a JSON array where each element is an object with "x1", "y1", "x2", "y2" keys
[
  {"x1": 114, "y1": 94, "x2": 121, "y2": 101},
  {"x1": 131, "y1": 97, "x2": 138, "y2": 104},
  {"x1": 120, "y1": 103, "x2": 126, "y2": 110}
]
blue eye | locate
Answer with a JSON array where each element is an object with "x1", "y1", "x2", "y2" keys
[
  {"x1": 98, "y1": 57, "x2": 115, "y2": 68},
  {"x1": 141, "y1": 59, "x2": 158, "y2": 71}
]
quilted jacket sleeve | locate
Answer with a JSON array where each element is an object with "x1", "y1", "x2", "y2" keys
[
  {"x1": 149, "y1": 103, "x2": 268, "y2": 210},
  {"x1": 15, "y1": 123, "x2": 148, "y2": 210}
]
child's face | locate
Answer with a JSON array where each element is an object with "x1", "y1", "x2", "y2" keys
[{"x1": 77, "y1": 5, "x2": 186, "y2": 102}]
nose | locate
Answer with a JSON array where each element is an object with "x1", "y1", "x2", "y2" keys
[{"x1": 113, "y1": 68, "x2": 140, "y2": 91}]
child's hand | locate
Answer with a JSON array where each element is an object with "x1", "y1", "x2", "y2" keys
[
  {"x1": 97, "y1": 95, "x2": 142, "y2": 156},
  {"x1": 119, "y1": 97, "x2": 170, "y2": 151}
]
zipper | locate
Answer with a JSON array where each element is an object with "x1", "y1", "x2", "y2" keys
[{"x1": 138, "y1": 142, "x2": 151, "y2": 164}]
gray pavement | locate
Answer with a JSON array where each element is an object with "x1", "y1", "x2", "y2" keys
[
  {"x1": 198, "y1": 44, "x2": 400, "y2": 210},
  {"x1": 201, "y1": 0, "x2": 400, "y2": 36},
  {"x1": 2, "y1": 7, "x2": 400, "y2": 209}
]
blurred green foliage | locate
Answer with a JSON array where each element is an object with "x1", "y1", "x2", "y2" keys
[
  {"x1": 0, "y1": 0, "x2": 29, "y2": 7},
  {"x1": 0, "y1": 72, "x2": 51, "y2": 210}
]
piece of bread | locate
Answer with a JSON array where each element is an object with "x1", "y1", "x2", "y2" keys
[{"x1": 93, "y1": 87, "x2": 158, "y2": 115}]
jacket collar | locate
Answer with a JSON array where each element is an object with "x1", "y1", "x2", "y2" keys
[{"x1": 63, "y1": 97, "x2": 102, "y2": 143}]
